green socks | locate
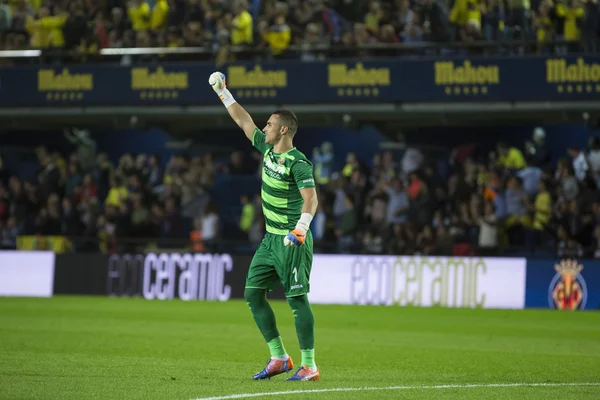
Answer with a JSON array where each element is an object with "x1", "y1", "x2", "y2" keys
[
  {"x1": 301, "y1": 349, "x2": 316, "y2": 370},
  {"x1": 288, "y1": 295, "x2": 317, "y2": 369},
  {"x1": 267, "y1": 337, "x2": 287, "y2": 359},
  {"x1": 245, "y1": 288, "x2": 316, "y2": 368}
]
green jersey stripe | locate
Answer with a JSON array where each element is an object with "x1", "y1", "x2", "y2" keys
[
  {"x1": 261, "y1": 181, "x2": 292, "y2": 199},
  {"x1": 266, "y1": 227, "x2": 289, "y2": 235},
  {"x1": 261, "y1": 198, "x2": 282, "y2": 214},
  {"x1": 262, "y1": 171, "x2": 290, "y2": 190},
  {"x1": 261, "y1": 188, "x2": 288, "y2": 209},
  {"x1": 264, "y1": 219, "x2": 289, "y2": 235},
  {"x1": 261, "y1": 202, "x2": 290, "y2": 217},
  {"x1": 260, "y1": 197, "x2": 302, "y2": 217},
  {"x1": 263, "y1": 206, "x2": 289, "y2": 224}
]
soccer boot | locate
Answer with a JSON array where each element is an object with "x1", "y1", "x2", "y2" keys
[
  {"x1": 253, "y1": 357, "x2": 294, "y2": 380},
  {"x1": 285, "y1": 366, "x2": 320, "y2": 381}
]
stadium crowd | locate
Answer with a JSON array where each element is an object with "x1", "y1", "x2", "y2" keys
[
  {"x1": 312, "y1": 132, "x2": 600, "y2": 258},
  {"x1": 2, "y1": 127, "x2": 600, "y2": 259},
  {"x1": 0, "y1": 0, "x2": 598, "y2": 61},
  {"x1": 0, "y1": 129, "x2": 220, "y2": 253}
]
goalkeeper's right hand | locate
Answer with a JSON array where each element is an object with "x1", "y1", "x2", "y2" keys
[
  {"x1": 208, "y1": 71, "x2": 226, "y2": 93},
  {"x1": 209, "y1": 71, "x2": 236, "y2": 108}
]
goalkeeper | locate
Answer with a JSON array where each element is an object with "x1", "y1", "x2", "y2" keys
[{"x1": 209, "y1": 72, "x2": 320, "y2": 382}]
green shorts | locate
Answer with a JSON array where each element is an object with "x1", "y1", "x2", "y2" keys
[{"x1": 246, "y1": 231, "x2": 313, "y2": 297}]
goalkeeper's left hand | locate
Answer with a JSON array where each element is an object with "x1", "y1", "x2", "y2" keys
[
  {"x1": 284, "y1": 228, "x2": 306, "y2": 247},
  {"x1": 283, "y1": 213, "x2": 313, "y2": 247}
]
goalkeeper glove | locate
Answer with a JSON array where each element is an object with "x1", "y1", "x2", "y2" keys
[
  {"x1": 208, "y1": 71, "x2": 236, "y2": 108},
  {"x1": 283, "y1": 213, "x2": 313, "y2": 247},
  {"x1": 284, "y1": 228, "x2": 306, "y2": 247}
]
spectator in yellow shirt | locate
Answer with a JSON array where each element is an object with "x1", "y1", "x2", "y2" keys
[
  {"x1": 556, "y1": 0, "x2": 584, "y2": 42},
  {"x1": 128, "y1": 0, "x2": 150, "y2": 31},
  {"x1": 497, "y1": 142, "x2": 527, "y2": 171},
  {"x1": 239, "y1": 194, "x2": 255, "y2": 233},
  {"x1": 450, "y1": 0, "x2": 482, "y2": 28},
  {"x1": 25, "y1": 12, "x2": 45, "y2": 48},
  {"x1": 531, "y1": 180, "x2": 551, "y2": 230},
  {"x1": 262, "y1": 15, "x2": 291, "y2": 57},
  {"x1": 105, "y1": 176, "x2": 129, "y2": 208},
  {"x1": 230, "y1": 0, "x2": 253, "y2": 46},
  {"x1": 451, "y1": 0, "x2": 483, "y2": 41},
  {"x1": 342, "y1": 152, "x2": 359, "y2": 178},
  {"x1": 526, "y1": 179, "x2": 552, "y2": 249},
  {"x1": 25, "y1": 6, "x2": 68, "y2": 48},
  {"x1": 364, "y1": 1, "x2": 383, "y2": 34},
  {"x1": 151, "y1": 0, "x2": 169, "y2": 31},
  {"x1": 44, "y1": 8, "x2": 68, "y2": 47}
]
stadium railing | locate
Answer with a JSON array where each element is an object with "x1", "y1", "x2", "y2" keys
[{"x1": 0, "y1": 39, "x2": 594, "y2": 64}]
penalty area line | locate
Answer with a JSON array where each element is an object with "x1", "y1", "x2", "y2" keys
[{"x1": 192, "y1": 382, "x2": 600, "y2": 400}]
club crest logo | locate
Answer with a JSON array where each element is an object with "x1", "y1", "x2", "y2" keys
[
  {"x1": 277, "y1": 157, "x2": 285, "y2": 165},
  {"x1": 548, "y1": 259, "x2": 588, "y2": 310}
]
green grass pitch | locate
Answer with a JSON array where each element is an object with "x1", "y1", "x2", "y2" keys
[{"x1": 0, "y1": 296, "x2": 599, "y2": 400}]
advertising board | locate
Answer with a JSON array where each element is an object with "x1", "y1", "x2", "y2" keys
[
  {"x1": 0, "y1": 251, "x2": 55, "y2": 297},
  {"x1": 309, "y1": 255, "x2": 527, "y2": 309}
]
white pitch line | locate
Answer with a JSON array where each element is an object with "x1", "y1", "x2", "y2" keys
[{"x1": 192, "y1": 382, "x2": 600, "y2": 400}]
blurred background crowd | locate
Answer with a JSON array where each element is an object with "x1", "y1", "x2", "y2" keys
[
  {"x1": 313, "y1": 131, "x2": 600, "y2": 259},
  {"x1": 2, "y1": 126, "x2": 600, "y2": 259},
  {"x1": 0, "y1": 0, "x2": 598, "y2": 63}
]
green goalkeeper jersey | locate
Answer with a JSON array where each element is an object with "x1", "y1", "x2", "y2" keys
[{"x1": 252, "y1": 128, "x2": 316, "y2": 235}]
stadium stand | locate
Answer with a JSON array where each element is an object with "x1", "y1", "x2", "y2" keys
[{"x1": 0, "y1": 0, "x2": 598, "y2": 63}]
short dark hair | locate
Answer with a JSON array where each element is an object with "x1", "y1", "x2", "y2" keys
[{"x1": 272, "y1": 109, "x2": 298, "y2": 136}]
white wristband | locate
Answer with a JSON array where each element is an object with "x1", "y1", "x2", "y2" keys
[
  {"x1": 218, "y1": 88, "x2": 237, "y2": 108},
  {"x1": 296, "y1": 213, "x2": 313, "y2": 232}
]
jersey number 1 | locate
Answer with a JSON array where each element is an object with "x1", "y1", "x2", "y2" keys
[{"x1": 292, "y1": 267, "x2": 298, "y2": 283}]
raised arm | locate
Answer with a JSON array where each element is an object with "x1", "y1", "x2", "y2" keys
[{"x1": 209, "y1": 71, "x2": 258, "y2": 141}]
